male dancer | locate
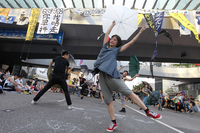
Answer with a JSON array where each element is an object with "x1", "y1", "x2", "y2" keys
[
  {"x1": 118, "y1": 66, "x2": 139, "y2": 113},
  {"x1": 31, "y1": 50, "x2": 73, "y2": 109}
]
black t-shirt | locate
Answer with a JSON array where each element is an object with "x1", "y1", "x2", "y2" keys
[
  {"x1": 26, "y1": 80, "x2": 32, "y2": 86},
  {"x1": 190, "y1": 98, "x2": 196, "y2": 106},
  {"x1": 79, "y1": 77, "x2": 86, "y2": 85},
  {"x1": 53, "y1": 56, "x2": 69, "y2": 77}
]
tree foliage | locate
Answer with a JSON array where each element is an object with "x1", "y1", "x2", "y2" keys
[
  {"x1": 165, "y1": 87, "x2": 173, "y2": 94},
  {"x1": 133, "y1": 83, "x2": 144, "y2": 91}
]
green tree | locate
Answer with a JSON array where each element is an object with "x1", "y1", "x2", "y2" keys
[
  {"x1": 165, "y1": 87, "x2": 173, "y2": 93},
  {"x1": 132, "y1": 83, "x2": 144, "y2": 91}
]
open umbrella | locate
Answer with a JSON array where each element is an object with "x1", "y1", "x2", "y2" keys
[
  {"x1": 80, "y1": 65, "x2": 89, "y2": 75},
  {"x1": 68, "y1": 54, "x2": 76, "y2": 66},
  {"x1": 129, "y1": 55, "x2": 140, "y2": 78},
  {"x1": 102, "y1": 5, "x2": 138, "y2": 40},
  {"x1": 142, "y1": 81, "x2": 153, "y2": 92},
  {"x1": 147, "y1": 91, "x2": 160, "y2": 105}
]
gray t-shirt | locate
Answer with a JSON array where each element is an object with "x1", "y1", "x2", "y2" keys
[
  {"x1": 92, "y1": 42, "x2": 121, "y2": 78},
  {"x1": 142, "y1": 88, "x2": 151, "y2": 97}
]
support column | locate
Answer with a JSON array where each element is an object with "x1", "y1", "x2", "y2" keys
[{"x1": 155, "y1": 78, "x2": 162, "y2": 91}]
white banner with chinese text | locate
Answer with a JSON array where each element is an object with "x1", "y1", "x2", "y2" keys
[{"x1": 37, "y1": 8, "x2": 63, "y2": 34}]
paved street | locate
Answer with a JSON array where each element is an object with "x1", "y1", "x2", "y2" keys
[{"x1": 1, "y1": 92, "x2": 200, "y2": 133}]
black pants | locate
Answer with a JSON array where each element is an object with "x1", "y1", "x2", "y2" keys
[{"x1": 33, "y1": 74, "x2": 72, "y2": 105}]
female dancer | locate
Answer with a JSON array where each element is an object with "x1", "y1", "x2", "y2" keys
[{"x1": 92, "y1": 21, "x2": 161, "y2": 132}]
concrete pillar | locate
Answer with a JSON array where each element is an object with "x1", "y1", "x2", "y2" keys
[
  {"x1": 155, "y1": 78, "x2": 162, "y2": 91},
  {"x1": 12, "y1": 65, "x2": 22, "y2": 75}
]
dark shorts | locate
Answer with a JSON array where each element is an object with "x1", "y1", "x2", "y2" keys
[{"x1": 3, "y1": 86, "x2": 15, "y2": 91}]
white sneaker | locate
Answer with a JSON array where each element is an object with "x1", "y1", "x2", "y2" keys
[
  {"x1": 68, "y1": 105, "x2": 74, "y2": 110},
  {"x1": 31, "y1": 100, "x2": 36, "y2": 105}
]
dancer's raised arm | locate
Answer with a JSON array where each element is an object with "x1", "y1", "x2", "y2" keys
[
  {"x1": 120, "y1": 26, "x2": 146, "y2": 52},
  {"x1": 103, "y1": 21, "x2": 116, "y2": 45}
]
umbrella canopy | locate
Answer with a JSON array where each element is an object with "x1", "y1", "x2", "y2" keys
[
  {"x1": 147, "y1": 91, "x2": 160, "y2": 105},
  {"x1": 129, "y1": 55, "x2": 140, "y2": 78},
  {"x1": 142, "y1": 81, "x2": 153, "y2": 92},
  {"x1": 68, "y1": 54, "x2": 76, "y2": 66},
  {"x1": 80, "y1": 65, "x2": 89, "y2": 75},
  {"x1": 102, "y1": 5, "x2": 138, "y2": 40}
]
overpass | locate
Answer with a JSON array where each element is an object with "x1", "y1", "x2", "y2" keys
[
  {"x1": 22, "y1": 59, "x2": 200, "y2": 83},
  {"x1": 0, "y1": 0, "x2": 200, "y2": 67}
]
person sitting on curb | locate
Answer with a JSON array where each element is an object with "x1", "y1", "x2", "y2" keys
[{"x1": 3, "y1": 74, "x2": 29, "y2": 94}]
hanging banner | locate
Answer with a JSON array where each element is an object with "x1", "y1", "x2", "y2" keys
[
  {"x1": 138, "y1": 14, "x2": 143, "y2": 26},
  {"x1": 37, "y1": 8, "x2": 63, "y2": 34},
  {"x1": 154, "y1": 11, "x2": 164, "y2": 33},
  {"x1": 0, "y1": 15, "x2": 15, "y2": 24},
  {"x1": 169, "y1": 13, "x2": 200, "y2": 43},
  {"x1": 0, "y1": 8, "x2": 10, "y2": 16},
  {"x1": 193, "y1": 11, "x2": 200, "y2": 34},
  {"x1": 16, "y1": 9, "x2": 32, "y2": 25},
  {"x1": 25, "y1": 9, "x2": 40, "y2": 41},
  {"x1": 178, "y1": 11, "x2": 191, "y2": 35},
  {"x1": 144, "y1": 14, "x2": 155, "y2": 31}
]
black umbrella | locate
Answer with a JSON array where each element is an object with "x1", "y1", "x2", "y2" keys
[
  {"x1": 147, "y1": 91, "x2": 160, "y2": 105},
  {"x1": 142, "y1": 81, "x2": 153, "y2": 92}
]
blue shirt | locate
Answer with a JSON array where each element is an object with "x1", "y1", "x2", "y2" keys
[{"x1": 92, "y1": 42, "x2": 121, "y2": 78}]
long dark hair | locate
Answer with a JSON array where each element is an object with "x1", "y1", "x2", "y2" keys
[{"x1": 109, "y1": 35, "x2": 122, "y2": 47}]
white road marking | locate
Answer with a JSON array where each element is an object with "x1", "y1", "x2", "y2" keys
[{"x1": 116, "y1": 100, "x2": 184, "y2": 133}]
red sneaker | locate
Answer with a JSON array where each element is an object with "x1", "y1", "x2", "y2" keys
[
  {"x1": 106, "y1": 122, "x2": 118, "y2": 132},
  {"x1": 146, "y1": 110, "x2": 162, "y2": 119}
]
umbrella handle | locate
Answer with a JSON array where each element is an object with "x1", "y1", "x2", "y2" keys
[{"x1": 97, "y1": 33, "x2": 104, "y2": 40}]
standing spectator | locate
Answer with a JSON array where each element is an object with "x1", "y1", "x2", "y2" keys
[
  {"x1": 174, "y1": 93, "x2": 181, "y2": 113},
  {"x1": 183, "y1": 94, "x2": 191, "y2": 114},
  {"x1": 142, "y1": 84, "x2": 151, "y2": 108},
  {"x1": 158, "y1": 90, "x2": 164, "y2": 111},
  {"x1": 79, "y1": 74, "x2": 86, "y2": 86}
]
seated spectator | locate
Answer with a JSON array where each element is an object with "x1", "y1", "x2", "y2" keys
[
  {"x1": 32, "y1": 78, "x2": 40, "y2": 92},
  {"x1": 5, "y1": 70, "x2": 10, "y2": 75},
  {"x1": 0, "y1": 74, "x2": 5, "y2": 87},
  {"x1": 174, "y1": 93, "x2": 181, "y2": 113},
  {"x1": 3, "y1": 74, "x2": 28, "y2": 93},
  {"x1": 25, "y1": 78, "x2": 33, "y2": 88},
  {"x1": 161, "y1": 95, "x2": 166, "y2": 110},
  {"x1": 90, "y1": 85, "x2": 97, "y2": 97},
  {"x1": 49, "y1": 86, "x2": 55, "y2": 92},
  {"x1": 190, "y1": 95, "x2": 198, "y2": 114},
  {"x1": 166, "y1": 98, "x2": 171, "y2": 108},
  {"x1": 183, "y1": 94, "x2": 191, "y2": 114}
]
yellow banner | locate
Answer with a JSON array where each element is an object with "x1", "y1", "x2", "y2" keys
[
  {"x1": 25, "y1": 9, "x2": 40, "y2": 41},
  {"x1": 0, "y1": 8, "x2": 10, "y2": 16},
  {"x1": 138, "y1": 14, "x2": 143, "y2": 26},
  {"x1": 169, "y1": 13, "x2": 200, "y2": 43}
]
